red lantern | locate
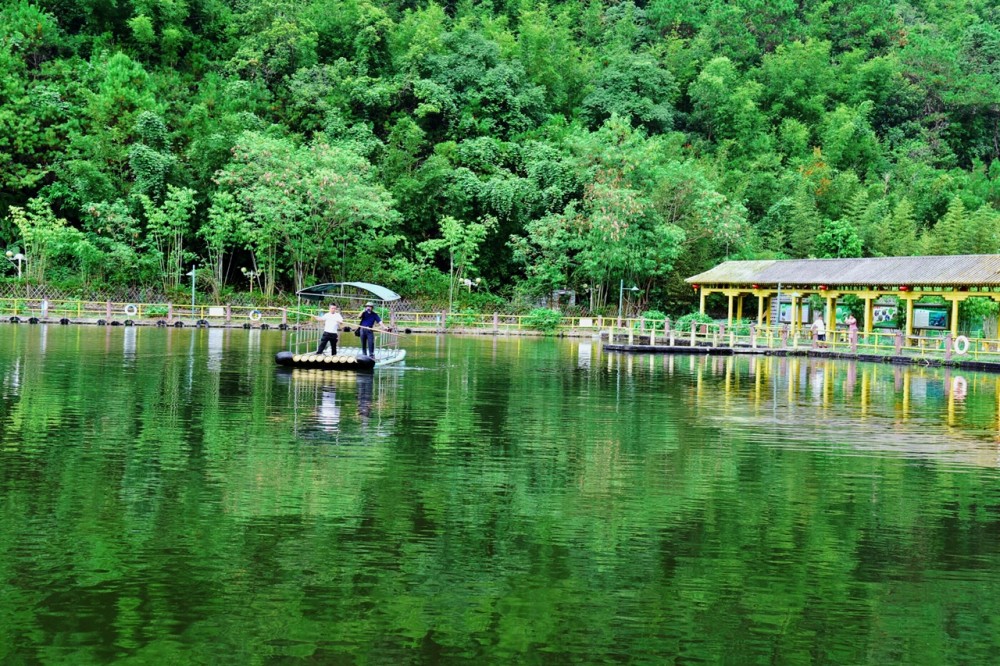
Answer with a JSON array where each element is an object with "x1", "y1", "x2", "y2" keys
[
  {"x1": 819, "y1": 284, "x2": 827, "y2": 291},
  {"x1": 752, "y1": 284, "x2": 760, "y2": 289},
  {"x1": 692, "y1": 284, "x2": 699, "y2": 291},
  {"x1": 899, "y1": 285, "x2": 909, "y2": 292}
]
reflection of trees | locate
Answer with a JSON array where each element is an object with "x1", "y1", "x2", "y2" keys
[{"x1": 3, "y1": 333, "x2": 1000, "y2": 662}]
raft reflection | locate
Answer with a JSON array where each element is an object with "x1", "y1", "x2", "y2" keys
[{"x1": 277, "y1": 365, "x2": 397, "y2": 440}]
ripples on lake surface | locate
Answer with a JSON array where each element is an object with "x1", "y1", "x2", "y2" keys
[{"x1": 2, "y1": 326, "x2": 1000, "y2": 663}]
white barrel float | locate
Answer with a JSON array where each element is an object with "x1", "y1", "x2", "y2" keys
[
  {"x1": 124, "y1": 303, "x2": 138, "y2": 316},
  {"x1": 249, "y1": 309, "x2": 262, "y2": 322}
]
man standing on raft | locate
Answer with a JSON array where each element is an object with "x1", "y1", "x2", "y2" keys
[
  {"x1": 314, "y1": 303, "x2": 344, "y2": 355},
  {"x1": 358, "y1": 302, "x2": 384, "y2": 357}
]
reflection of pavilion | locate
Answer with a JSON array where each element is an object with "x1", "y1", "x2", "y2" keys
[
  {"x1": 597, "y1": 350, "x2": 998, "y2": 466},
  {"x1": 678, "y1": 355, "x2": 997, "y2": 467}
]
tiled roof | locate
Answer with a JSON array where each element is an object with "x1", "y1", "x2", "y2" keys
[{"x1": 686, "y1": 256, "x2": 1000, "y2": 286}]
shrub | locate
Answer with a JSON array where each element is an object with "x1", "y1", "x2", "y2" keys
[
  {"x1": 447, "y1": 309, "x2": 481, "y2": 327},
  {"x1": 524, "y1": 308, "x2": 563, "y2": 333},
  {"x1": 675, "y1": 311, "x2": 713, "y2": 331},
  {"x1": 642, "y1": 310, "x2": 666, "y2": 328},
  {"x1": 731, "y1": 318, "x2": 754, "y2": 335}
]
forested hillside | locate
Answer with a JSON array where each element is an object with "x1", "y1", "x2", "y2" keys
[{"x1": 2, "y1": 0, "x2": 1000, "y2": 312}]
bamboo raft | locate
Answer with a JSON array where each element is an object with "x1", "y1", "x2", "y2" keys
[
  {"x1": 274, "y1": 346, "x2": 406, "y2": 372},
  {"x1": 275, "y1": 350, "x2": 377, "y2": 371}
]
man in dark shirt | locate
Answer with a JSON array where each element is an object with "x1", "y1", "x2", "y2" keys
[{"x1": 358, "y1": 302, "x2": 383, "y2": 357}]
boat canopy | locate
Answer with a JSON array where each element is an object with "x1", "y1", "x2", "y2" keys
[{"x1": 296, "y1": 282, "x2": 402, "y2": 303}]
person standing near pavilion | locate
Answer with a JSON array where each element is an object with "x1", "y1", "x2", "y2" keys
[
  {"x1": 845, "y1": 313, "x2": 858, "y2": 333},
  {"x1": 811, "y1": 314, "x2": 826, "y2": 348},
  {"x1": 845, "y1": 312, "x2": 858, "y2": 347},
  {"x1": 358, "y1": 302, "x2": 384, "y2": 357},
  {"x1": 314, "y1": 303, "x2": 344, "y2": 355}
]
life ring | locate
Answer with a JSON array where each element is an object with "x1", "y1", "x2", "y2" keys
[
  {"x1": 124, "y1": 304, "x2": 138, "y2": 317},
  {"x1": 249, "y1": 309, "x2": 262, "y2": 322},
  {"x1": 953, "y1": 335, "x2": 970, "y2": 355}
]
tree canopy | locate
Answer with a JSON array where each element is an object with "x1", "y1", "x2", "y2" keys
[{"x1": 2, "y1": 0, "x2": 1000, "y2": 313}]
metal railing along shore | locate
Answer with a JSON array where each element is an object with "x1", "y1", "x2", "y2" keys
[
  {"x1": 0, "y1": 299, "x2": 634, "y2": 334},
  {"x1": 4, "y1": 297, "x2": 1000, "y2": 361}
]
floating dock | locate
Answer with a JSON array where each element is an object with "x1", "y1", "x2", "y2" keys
[{"x1": 603, "y1": 342, "x2": 1000, "y2": 373}]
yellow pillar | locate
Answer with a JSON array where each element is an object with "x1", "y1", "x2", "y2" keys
[
  {"x1": 699, "y1": 288, "x2": 706, "y2": 314},
  {"x1": 826, "y1": 297, "x2": 835, "y2": 330},
  {"x1": 790, "y1": 295, "x2": 799, "y2": 334},
  {"x1": 727, "y1": 293, "x2": 734, "y2": 326},
  {"x1": 757, "y1": 295, "x2": 765, "y2": 328},
  {"x1": 864, "y1": 297, "x2": 874, "y2": 335},
  {"x1": 905, "y1": 297, "x2": 914, "y2": 341},
  {"x1": 951, "y1": 297, "x2": 960, "y2": 338},
  {"x1": 737, "y1": 295, "x2": 744, "y2": 321}
]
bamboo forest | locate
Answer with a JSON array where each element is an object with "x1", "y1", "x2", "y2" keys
[{"x1": 2, "y1": 0, "x2": 1000, "y2": 311}]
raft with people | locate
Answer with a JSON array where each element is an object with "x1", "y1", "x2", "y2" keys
[{"x1": 273, "y1": 282, "x2": 408, "y2": 372}]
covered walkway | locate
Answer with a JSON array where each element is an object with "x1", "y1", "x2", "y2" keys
[{"x1": 686, "y1": 255, "x2": 1000, "y2": 338}]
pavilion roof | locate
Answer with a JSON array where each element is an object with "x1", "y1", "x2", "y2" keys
[{"x1": 686, "y1": 255, "x2": 1000, "y2": 287}]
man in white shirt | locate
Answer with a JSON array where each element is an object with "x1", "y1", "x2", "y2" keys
[
  {"x1": 314, "y1": 304, "x2": 344, "y2": 355},
  {"x1": 811, "y1": 314, "x2": 826, "y2": 348}
]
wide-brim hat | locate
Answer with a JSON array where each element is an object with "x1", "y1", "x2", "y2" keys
[{"x1": 365, "y1": 302, "x2": 374, "y2": 307}]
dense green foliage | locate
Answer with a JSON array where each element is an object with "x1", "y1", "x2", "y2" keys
[
  {"x1": 3, "y1": 0, "x2": 1000, "y2": 312},
  {"x1": 523, "y1": 306, "x2": 562, "y2": 332}
]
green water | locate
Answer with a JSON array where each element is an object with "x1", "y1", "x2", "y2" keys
[{"x1": 2, "y1": 326, "x2": 1000, "y2": 664}]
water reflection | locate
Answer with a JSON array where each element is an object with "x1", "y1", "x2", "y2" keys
[
  {"x1": 275, "y1": 366, "x2": 396, "y2": 441},
  {"x1": 599, "y1": 351, "x2": 998, "y2": 468},
  {"x1": 207, "y1": 327, "x2": 224, "y2": 372},
  {"x1": 123, "y1": 324, "x2": 136, "y2": 361},
  {"x1": 356, "y1": 373, "x2": 373, "y2": 420},
  {"x1": 5, "y1": 329, "x2": 1000, "y2": 663}
]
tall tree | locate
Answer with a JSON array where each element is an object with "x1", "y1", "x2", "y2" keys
[{"x1": 216, "y1": 131, "x2": 399, "y2": 294}]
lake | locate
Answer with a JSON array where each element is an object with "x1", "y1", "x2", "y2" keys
[{"x1": 2, "y1": 325, "x2": 1000, "y2": 664}]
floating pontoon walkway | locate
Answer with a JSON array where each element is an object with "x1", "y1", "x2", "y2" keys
[{"x1": 604, "y1": 340, "x2": 1000, "y2": 374}]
